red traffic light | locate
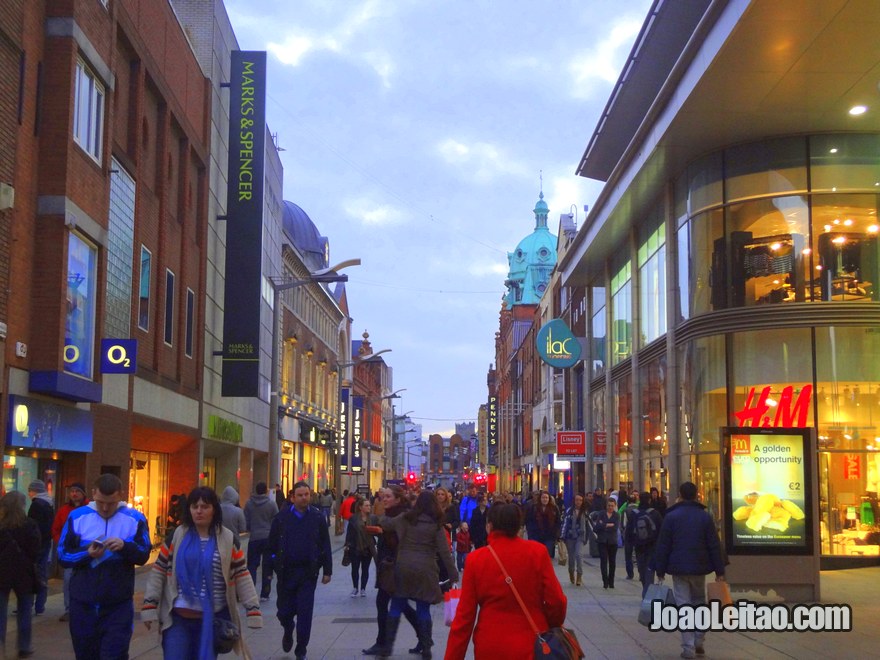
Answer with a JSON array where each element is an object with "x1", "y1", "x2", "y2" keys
[{"x1": 406, "y1": 472, "x2": 417, "y2": 484}]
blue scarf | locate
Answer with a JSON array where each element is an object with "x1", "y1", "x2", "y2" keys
[{"x1": 176, "y1": 527, "x2": 217, "y2": 660}]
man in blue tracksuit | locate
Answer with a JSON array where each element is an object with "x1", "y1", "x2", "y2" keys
[
  {"x1": 58, "y1": 473, "x2": 151, "y2": 660},
  {"x1": 458, "y1": 483, "x2": 479, "y2": 525},
  {"x1": 269, "y1": 480, "x2": 332, "y2": 659}
]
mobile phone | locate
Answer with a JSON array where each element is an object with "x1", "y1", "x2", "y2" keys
[{"x1": 91, "y1": 538, "x2": 105, "y2": 548}]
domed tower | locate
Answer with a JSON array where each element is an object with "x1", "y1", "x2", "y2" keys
[{"x1": 503, "y1": 191, "x2": 557, "y2": 308}]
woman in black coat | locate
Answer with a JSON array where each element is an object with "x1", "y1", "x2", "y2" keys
[
  {"x1": 0, "y1": 491, "x2": 41, "y2": 658},
  {"x1": 594, "y1": 497, "x2": 621, "y2": 588},
  {"x1": 469, "y1": 495, "x2": 490, "y2": 549}
]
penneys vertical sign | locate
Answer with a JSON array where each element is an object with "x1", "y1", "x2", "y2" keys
[
  {"x1": 222, "y1": 51, "x2": 267, "y2": 397},
  {"x1": 487, "y1": 395, "x2": 498, "y2": 466}
]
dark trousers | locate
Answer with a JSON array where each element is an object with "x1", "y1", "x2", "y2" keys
[
  {"x1": 321, "y1": 507, "x2": 332, "y2": 527},
  {"x1": 635, "y1": 545, "x2": 656, "y2": 598},
  {"x1": 375, "y1": 587, "x2": 418, "y2": 646},
  {"x1": 247, "y1": 537, "x2": 274, "y2": 598},
  {"x1": 69, "y1": 598, "x2": 134, "y2": 660},
  {"x1": 598, "y1": 542, "x2": 618, "y2": 586},
  {"x1": 34, "y1": 546, "x2": 50, "y2": 613},
  {"x1": 351, "y1": 554, "x2": 371, "y2": 590},
  {"x1": 623, "y1": 539, "x2": 636, "y2": 578},
  {"x1": 276, "y1": 568, "x2": 318, "y2": 657}
]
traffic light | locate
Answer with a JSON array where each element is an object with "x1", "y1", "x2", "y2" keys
[{"x1": 406, "y1": 472, "x2": 417, "y2": 486}]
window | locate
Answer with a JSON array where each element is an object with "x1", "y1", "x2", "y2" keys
[
  {"x1": 185, "y1": 288, "x2": 194, "y2": 358},
  {"x1": 138, "y1": 247, "x2": 151, "y2": 331},
  {"x1": 638, "y1": 221, "x2": 667, "y2": 346},
  {"x1": 73, "y1": 59, "x2": 104, "y2": 161},
  {"x1": 106, "y1": 159, "x2": 134, "y2": 338},
  {"x1": 610, "y1": 260, "x2": 632, "y2": 365},
  {"x1": 65, "y1": 233, "x2": 98, "y2": 379},
  {"x1": 590, "y1": 285, "x2": 606, "y2": 379},
  {"x1": 164, "y1": 269, "x2": 174, "y2": 346}
]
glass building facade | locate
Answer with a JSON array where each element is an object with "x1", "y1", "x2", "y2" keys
[{"x1": 585, "y1": 133, "x2": 880, "y2": 563}]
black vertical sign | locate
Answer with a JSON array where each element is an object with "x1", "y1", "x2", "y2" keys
[{"x1": 222, "y1": 51, "x2": 267, "y2": 397}]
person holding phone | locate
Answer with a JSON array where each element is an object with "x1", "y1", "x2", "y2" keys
[{"x1": 58, "y1": 474, "x2": 152, "y2": 660}]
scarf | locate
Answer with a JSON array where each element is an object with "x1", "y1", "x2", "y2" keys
[{"x1": 176, "y1": 527, "x2": 217, "y2": 660}]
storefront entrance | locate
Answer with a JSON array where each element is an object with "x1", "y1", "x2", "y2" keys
[{"x1": 129, "y1": 450, "x2": 168, "y2": 545}]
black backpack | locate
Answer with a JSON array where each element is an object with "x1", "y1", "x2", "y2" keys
[{"x1": 633, "y1": 508, "x2": 658, "y2": 546}]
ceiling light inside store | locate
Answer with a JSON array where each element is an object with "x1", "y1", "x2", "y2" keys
[
  {"x1": 802, "y1": 248, "x2": 812, "y2": 254},
  {"x1": 830, "y1": 148, "x2": 839, "y2": 153},
  {"x1": 833, "y1": 236, "x2": 847, "y2": 244},
  {"x1": 824, "y1": 224, "x2": 832, "y2": 231},
  {"x1": 849, "y1": 105, "x2": 868, "y2": 115},
  {"x1": 869, "y1": 225, "x2": 879, "y2": 233},
  {"x1": 844, "y1": 219, "x2": 853, "y2": 226},
  {"x1": 770, "y1": 242, "x2": 782, "y2": 250},
  {"x1": 834, "y1": 219, "x2": 841, "y2": 225}
]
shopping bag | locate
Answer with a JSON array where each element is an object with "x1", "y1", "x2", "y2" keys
[
  {"x1": 638, "y1": 581, "x2": 675, "y2": 627},
  {"x1": 556, "y1": 540, "x2": 568, "y2": 566},
  {"x1": 444, "y1": 588, "x2": 461, "y2": 626},
  {"x1": 707, "y1": 579, "x2": 733, "y2": 607}
]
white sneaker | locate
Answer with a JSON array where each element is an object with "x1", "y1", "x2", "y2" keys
[
  {"x1": 350, "y1": 589, "x2": 359, "y2": 598},
  {"x1": 360, "y1": 589, "x2": 367, "y2": 597}
]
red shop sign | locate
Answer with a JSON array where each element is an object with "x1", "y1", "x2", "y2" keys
[
  {"x1": 843, "y1": 454, "x2": 861, "y2": 480},
  {"x1": 556, "y1": 431, "x2": 586, "y2": 457},
  {"x1": 593, "y1": 432, "x2": 607, "y2": 456},
  {"x1": 734, "y1": 384, "x2": 812, "y2": 428}
]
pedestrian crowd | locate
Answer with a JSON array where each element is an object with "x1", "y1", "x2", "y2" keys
[{"x1": 0, "y1": 473, "x2": 726, "y2": 660}]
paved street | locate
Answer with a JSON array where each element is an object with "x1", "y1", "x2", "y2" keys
[{"x1": 6, "y1": 520, "x2": 880, "y2": 659}]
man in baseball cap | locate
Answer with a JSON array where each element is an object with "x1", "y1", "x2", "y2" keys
[{"x1": 51, "y1": 483, "x2": 89, "y2": 621}]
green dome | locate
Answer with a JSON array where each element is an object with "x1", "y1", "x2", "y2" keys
[{"x1": 504, "y1": 193, "x2": 557, "y2": 308}]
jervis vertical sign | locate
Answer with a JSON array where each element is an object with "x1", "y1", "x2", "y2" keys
[{"x1": 222, "y1": 51, "x2": 267, "y2": 397}]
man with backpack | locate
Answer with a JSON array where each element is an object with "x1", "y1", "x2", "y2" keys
[{"x1": 626, "y1": 491, "x2": 663, "y2": 598}]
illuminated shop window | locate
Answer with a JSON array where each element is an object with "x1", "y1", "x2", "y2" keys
[{"x1": 65, "y1": 233, "x2": 98, "y2": 379}]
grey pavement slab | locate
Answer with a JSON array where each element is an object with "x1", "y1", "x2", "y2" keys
[{"x1": 4, "y1": 521, "x2": 877, "y2": 659}]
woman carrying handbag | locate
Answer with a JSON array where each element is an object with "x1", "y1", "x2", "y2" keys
[
  {"x1": 142, "y1": 487, "x2": 263, "y2": 659},
  {"x1": 344, "y1": 497, "x2": 377, "y2": 597},
  {"x1": 444, "y1": 503, "x2": 570, "y2": 660}
]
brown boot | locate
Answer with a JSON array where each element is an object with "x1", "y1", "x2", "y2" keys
[
  {"x1": 569, "y1": 570, "x2": 575, "y2": 584},
  {"x1": 576, "y1": 572, "x2": 582, "y2": 586}
]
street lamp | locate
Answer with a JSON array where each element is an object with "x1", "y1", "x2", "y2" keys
[{"x1": 268, "y1": 259, "x2": 360, "y2": 488}]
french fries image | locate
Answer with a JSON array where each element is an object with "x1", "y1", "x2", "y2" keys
[
  {"x1": 736, "y1": 492, "x2": 803, "y2": 533},
  {"x1": 746, "y1": 510, "x2": 771, "y2": 531},
  {"x1": 781, "y1": 500, "x2": 805, "y2": 520}
]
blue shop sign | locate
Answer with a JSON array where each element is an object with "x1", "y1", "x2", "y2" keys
[{"x1": 7, "y1": 395, "x2": 93, "y2": 453}]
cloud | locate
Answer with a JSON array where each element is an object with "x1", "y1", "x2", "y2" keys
[
  {"x1": 568, "y1": 17, "x2": 644, "y2": 99},
  {"x1": 265, "y1": 0, "x2": 395, "y2": 85},
  {"x1": 436, "y1": 138, "x2": 528, "y2": 183},
  {"x1": 343, "y1": 197, "x2": 406, "y2": 226}
]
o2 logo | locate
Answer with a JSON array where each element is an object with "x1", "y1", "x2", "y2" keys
[{"x1": 100, "y1": 339, "x2": 138, "y2": 374}]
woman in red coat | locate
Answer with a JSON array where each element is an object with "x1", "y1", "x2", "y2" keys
[{"x1": 444, "y1": 503, "x2": 567, "y2": 660}]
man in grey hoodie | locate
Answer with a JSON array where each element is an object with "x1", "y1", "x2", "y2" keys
[
  {"x1": 220, "y1": 486, "x2": 248, "y2": 542},
  {"x1": 245, "y1": 481, "x2": 279, "y2": 601}
]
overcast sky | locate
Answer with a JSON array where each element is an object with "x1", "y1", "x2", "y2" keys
[{"x1": 223, "y1": 0, "x2": 653, "y2": 437}]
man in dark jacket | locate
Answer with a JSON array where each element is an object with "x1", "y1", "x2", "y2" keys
[
  {"x1": 469, "y1": 494, "x2": 489, "y2": 548},
  {"x1": 244, "y1": 481, "x2": 280, "y2": 600},
  {"x1": 269, "y1": 480, "x2": 332, "y2": 658},
  {"x1": 651, "y1": 481, "x2": 726, "y2": 660},
  {"x1": 27, "y1": 479, "x2": 54, "y2": 615},
  {"x1": 58, "y1": 473, "x2": 151, "y2": 659}
]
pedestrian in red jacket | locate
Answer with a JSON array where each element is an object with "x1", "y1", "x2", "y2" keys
[
  {"x1": 444, "y1": 503, "x2": 567, "y2": 660},
  {"x1": 455, "y1": 523, "x2": 472, "y2": 571},
  {"x1": 50, "y1": 483, "x2": 89, "y2": 622}
]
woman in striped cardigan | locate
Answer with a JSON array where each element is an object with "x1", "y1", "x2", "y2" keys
[{"x1": 142, "y1": 487, "x2": 262, "y2": 659}]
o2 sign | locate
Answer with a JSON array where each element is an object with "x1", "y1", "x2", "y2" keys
[{"x1": 100, "y1": 339, "x2": 138, "y2": 374}]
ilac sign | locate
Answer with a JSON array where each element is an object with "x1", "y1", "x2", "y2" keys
[{"x1": 536, "y1": 319, "x2": 581, "y2": 369}]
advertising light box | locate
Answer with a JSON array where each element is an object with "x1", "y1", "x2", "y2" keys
[{"x1": 722, "y1": 427, "x2": 814, "y2": 556}]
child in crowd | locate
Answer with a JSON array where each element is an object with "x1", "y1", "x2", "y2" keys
[{"x1": 455, "y1": 522, "x2": 472, "y2": 571}]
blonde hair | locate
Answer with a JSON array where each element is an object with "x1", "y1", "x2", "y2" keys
[{"x1": 434, "y1": 487, "x2": 451, "y2": 510}]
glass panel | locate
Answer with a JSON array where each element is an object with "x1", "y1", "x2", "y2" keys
[
  {"x1": 810, "y1": 134, "x2": 880, "y2": 193},
  {"x1": 680, "y1": 334, "x2": 727, "y2": 453},
  {"x1": 730, "y1": 327, "x2": 814, "y2": 429},
  {"x1": 639, "y1": 244, "x2": 666, "y2": 347},
  {"x1": 811, "y1": 194, "x2": 880, "y2": 301},
  {"x1": 590, "y1": 286, "x2": 606, "y2": 380},
  {"x1": 138, "y1": 247, "x2": 151, "y2": 331},
  {"x1": 677, "y1": 221, "x2": 690, "y2": 322},
  {"x1": 640, "y1": 355, "x2": 669, "y2": 493},
  {"x1": 688, "y1": 151, "x2": 723, "y2": 214},
  {"x1": 65, "y1": 233, "x2": 97, "y2": 379},
  {"x1": 691, "y1": 453, "x2": 723, "y2": 528},
  {"x1": 106, "y1": 158, "x2": 134, "y2": 338},
  {"x1": 613, "y1": 373, "x2": 633, "y2": 492},
  {"x1": 164, "y1": 270, "x2": 174, "y2": 345},
  {"x1": 815, "y1": 326, "x2": 880, "y2": 451},
  {"x1": 689, "y1": 208, "x2": 724, "y2": 315},
  {"x1": 727, "y1": 196, "x2": 810, "y2": 306},
  {"x1": 725, "y1": 136, "x2": 807, "y2": 202},
  {"x1": 819, "y1": 452, "x2": 880, "y2": 556},
  {"x1": 611, "y1": 261, "x2": 632, "y2": 365}
]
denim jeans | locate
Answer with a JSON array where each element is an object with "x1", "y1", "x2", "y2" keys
[
  {"x1": 565, "y1": 538, "x2": 583, "y2": 575},
  {"x1": 390, "y1": 597, "x2": 431, "y2": 622},
  {"x1": 351, "y1": 554, "x2": 371, "y2": 590},
  {"x1": 635, "y1": 546, "x2": 655, "y2": 598},
  {"x1": 672, "y1": 574, "x2": 707, "y2": 653},
  {"x1": 162, "y1": 610, "x2": 218, "y2": 660},
  {"x1": 0, "y1": 589, "x2": 33, "y2": 654}
]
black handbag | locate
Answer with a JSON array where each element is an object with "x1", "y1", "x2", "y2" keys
[
  {"x1": 213, "y1": 615, "x2": 240, "y2": 655},
  {"x1": 341, "y1": 546, "x2": 352, "y2": 567},
  {"x1": 488, "y1": 545, "x2": 584, "y2": 659}
]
